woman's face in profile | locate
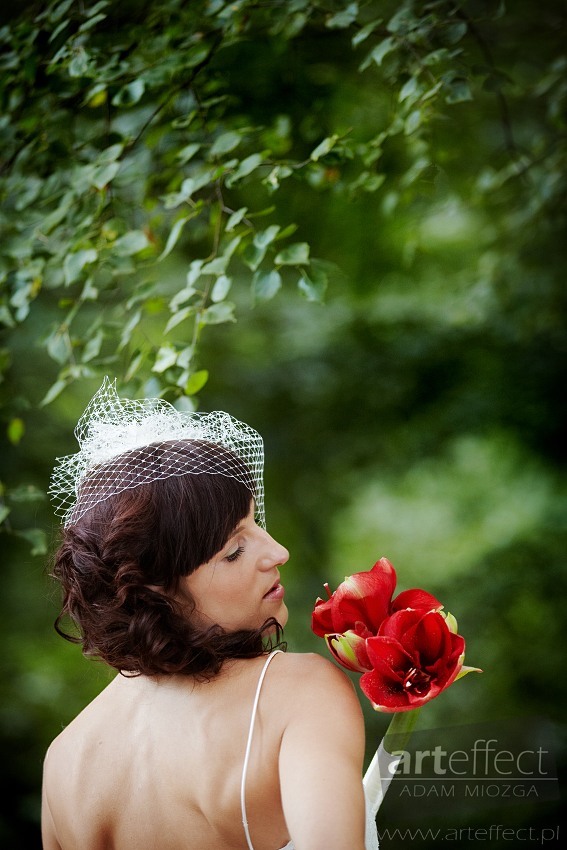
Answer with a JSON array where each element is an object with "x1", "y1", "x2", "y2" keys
[{"x1": 177, "y1": 503, "x2": 290, "y2": 632}]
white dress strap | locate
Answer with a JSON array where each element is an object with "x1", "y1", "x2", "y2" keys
[{"x1": 241, "y1": 649, "x2": 284, "y2": 850}]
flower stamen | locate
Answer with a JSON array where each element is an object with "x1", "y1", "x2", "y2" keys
[{"x1": 403, "y1": 666, "x2": 431, "y2": 695}]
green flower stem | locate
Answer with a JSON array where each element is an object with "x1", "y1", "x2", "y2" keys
[{"x1": 383, "y1": 708, "x2": 421, "y2": 755}]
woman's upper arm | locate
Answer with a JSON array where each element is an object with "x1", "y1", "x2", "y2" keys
[
  {"x1": 278, "y1": 655, "x2": 367, "y2": 850},
  {"x1": 42, "y1": 750, "x2": 63, "y2": 850}
]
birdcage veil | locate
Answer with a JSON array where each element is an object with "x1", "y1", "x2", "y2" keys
[{"x1": 49, "y1": 377, "x2": 265, "y2": 528}]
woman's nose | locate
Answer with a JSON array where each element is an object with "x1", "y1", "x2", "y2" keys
[
  {"x1": 262, "y1": 533, "x2": 289, "y2": 569},
  {"x1": 274, "y1": 540, "x2": 290, "y2": 567}
]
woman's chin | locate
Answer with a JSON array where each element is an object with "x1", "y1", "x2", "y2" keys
[
  {"x1": 275, "y1": 602, "x2": 288, "y2": 630},
  {"x1": 263, "y1": 602, "x2": 288, "y2": 632}
]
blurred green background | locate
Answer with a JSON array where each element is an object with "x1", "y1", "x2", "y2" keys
[{"x1": 1, "y1": 0, "x2": 565, "y2": 846}]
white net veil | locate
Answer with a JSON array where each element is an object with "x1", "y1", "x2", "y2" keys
[{"x1": 49, "y1": 377, "x2": 265, "y2": 528}]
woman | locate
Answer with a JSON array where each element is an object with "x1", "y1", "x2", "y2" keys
[{"x1": 42, "y1": 378, "x2": 371, "y2": 850}]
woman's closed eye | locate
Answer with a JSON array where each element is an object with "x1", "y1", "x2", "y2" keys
[{"x1": 225, "y1": 546, "x2": 244, "y2": 563}]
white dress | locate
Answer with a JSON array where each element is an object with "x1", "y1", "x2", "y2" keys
[{"x1": 240, "y1": 650, "x2": 388, "y2": 850}]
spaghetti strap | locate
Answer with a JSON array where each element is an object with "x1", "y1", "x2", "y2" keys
[{"x1": 240, "y1": 649, "x2": 284, "y2": 850}]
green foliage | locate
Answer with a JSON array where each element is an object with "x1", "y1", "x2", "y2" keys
[{"x1": 2, "y1": 0, "x2": 563, "y2": 424}]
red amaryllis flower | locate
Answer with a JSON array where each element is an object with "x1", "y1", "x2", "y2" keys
[
  {"x1": 359, "y1": 608, "x2": 478, "y2": 712},
  {"x1": 311, "y1": 557, "x2": 443, "y2": 672},
  {"x1": 312, "y1": 557, "x2": 441, "y2": 635}
]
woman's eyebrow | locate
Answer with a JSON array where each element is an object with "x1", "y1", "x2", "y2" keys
[
  {"x1": 222, "y1": 523, "x2": 246, "y2": 550},
  {"x1": 230, "y1": 522, "x2": 247, "y2": 538}
]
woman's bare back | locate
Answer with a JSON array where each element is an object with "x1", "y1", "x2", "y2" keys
[{"x1": 42, "y1": 654, "x2": 292, "y2": 850}]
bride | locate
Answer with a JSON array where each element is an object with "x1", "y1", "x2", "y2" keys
[{"x1": 42, "y1": 379, "x2": 378, "y2": 850}]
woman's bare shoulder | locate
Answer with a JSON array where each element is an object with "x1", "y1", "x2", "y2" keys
[
  {"x1": 274, "y1": 650, "x2": 347, "y2": 678},
  {"x1": 269, "y1": 651, "x2": 361, "y2": 711},
  {"x1": 44, "y1": 675, "x2": 119, "y2": 768}
]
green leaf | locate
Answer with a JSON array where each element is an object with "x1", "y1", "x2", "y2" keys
[
  {"x1": 226, "y1": 153, "x2": 263, "y2": 186},
  {"x1": 211, "y1": 275, "x2": 232, "y2": 302},
  {"x1": 263, "y1": 165, "x2": 293, "y2": 192},
  {"x1": 68, "y1": 47, "x2": 90, "y2": 78},
  {"x1": 252, "y1": 269, "x2": 282, "y2": 302},
  {"x1": 78, "y1": 11, "x2": 107, "y2": 34},
  {"x1": 82, "y1": 329, "x2": 103, "y2": 363},
  {"x1": 162, "y1": 177, "x2": 210, "y2": 208},
  {"x1": 242, "y1": 242, "x2": 267, "y2": 271},
  {"x1": 180, "y1": 171, "x2": 213, "y2": 198},
  {"x1": 387, "y1": 6, "x2": 416, "y2": 34},
  {"x1": 349, "y1": 170, "x2": 386, "y2": 193},
  {"x1": 399, "y1": 76, "x2": 419, "y2": 103},
  {"x1": 297, "y1": 265, "x2": 328, "y2": 302},
  {"x1": 159, "y1": 216, "x2": 191, "y2": 260},
  {"x1": 275, "y1": 242, "x2": 310, "y2": 266},
  {"x1": 352, "y1": 20, "x2": 380, "y2": 47},
  {"x1": 170, "y1": 286, "x2": 198, "y2": 311},
  {"x1": 0, "y1": 505, "x2": 10, "y2": 524},
  {"x1": 119, "y1": 309, "x2": 142, "y2": 350},
  {"x1": 40, "y1": 379, "x2": 68, "y2": 407},
  {"x1": 226, "y1": 207, "x2": 248, "y2": 231},
  {"x1": 224, "y1": 235, "x2": 242, "y2": 260},
  {"x1": 445, "y1": 78, "x2": 473, "y2": 104},
  {"x1": 164, "y1": 306, "x2": 195, "y2": 334},
  {"x1": 185, "y1": 369, "x2": 209, "y2": 395},
  {"x1": 201, "y1": 302, "x2": 236, "y2": 325},
  {"x1": 47, "y1": 331, "x2": 71, "y2": 364},
  {"x1": 16, "y1": 527, "x2": 48, "y2": 556},
  {"x1": 404, "y1": 109, "x2": 422, "y2": 135},
  {"x1": 210, "y1": 131, "x2": 242, "y2": 156},
  {"x1": 365, "y1": 36, "x2": 395, "y2": 69},
  {"x1": 99, "y1": 143, "x2": 124, "y2": 163},
  {"x1": 84, "y1": 82, "x2": 108, "y2": 107},
  {"x1": 152, "y1": 346, "x2": 178, "y2": 373},
  {"x1": 253, "y1": 225, "x2": 280, "y2": 248},
  {"x1": 112, "y1": 78, "x2": 145, "y2": 107},
  {"x1": 326, "y1": 3, "x2": 358, "y2": 29},
  {"x1": 125, "y1": 351, "x2": 144, "y2": 382},
  {"x1": 176, "y1": 143, "x2": 201, "y2": 164},
  {"x1": 444, "y1": 21, "x2": 467, "y2": 45},
  {"x1": 47, "y1": 0, "x2": 74, "y2": 25},
  {"x1": 310, "y1": 135, "x2": 339, "y2": 161},
  {"x1": 201, "y1": 256, "x2": 229, "y2": 276},
  {"x1": 63, "y1": 248, "x2": 98, "y2": 285},
  {"x1": 187, "y1": 260, "x2": 204, "y2": 287},
  {"x1": 277, "y1": 223, "x2": 299, "y2": 240},
  {"x1": 177, "y1": 346, "x2": 195, "y2": 369},
  {"x1": 114, "y1": 230, "x2": 151, "y2": 256},
  {"x1": 7, "y1": 417, "x2": 25, "y2": 445},
  {"x1": 90, "y1": 161, "x2": 120, "y2": 190},
  {"x1": 185, "y1": 42, "x2": 211, "y2": 68},
  {"x1": 7, "y1": 484, "x2": 46, "y2": 503}
]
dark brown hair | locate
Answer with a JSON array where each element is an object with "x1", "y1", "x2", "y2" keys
[{"x1": 52, "y1": 440, "x2": 284, "y2": 679}]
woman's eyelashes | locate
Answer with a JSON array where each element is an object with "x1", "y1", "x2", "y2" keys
[{"x1": 225, "y1": 545, "x2": 244, "y2": 563}]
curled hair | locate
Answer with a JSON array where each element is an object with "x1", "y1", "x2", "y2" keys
[{"x1": 51, "y1": 441, "x2": 285, "y2": 679}]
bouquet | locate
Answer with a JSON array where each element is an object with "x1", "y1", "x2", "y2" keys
[{"x1": 311, "y1": 557, "x2": 480, "y2": 816}]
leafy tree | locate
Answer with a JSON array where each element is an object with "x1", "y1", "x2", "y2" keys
[{"x1": 1, "y1": 0, "x2": 565, "y2": 533}]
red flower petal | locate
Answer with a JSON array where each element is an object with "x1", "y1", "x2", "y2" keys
[
  {"x1": 392, "y1": 587, "x2": 443, "y2": 612},
  {"x1": 311, "y1": 596, "x2": 336, "y2": 637},
  {"x1": 404, "y1": 611, "x2": 450, "y2": 664},
  {"x1": 360, "y1": 667, "x2": 412, "y2": 711},
  {"x1": 365, "y1": 635, "x2": 414, "y2": 677},
  {"x1": 378, "y1": 608, "x2": 423, "y2": 644},
  {"x1": 312, "y1": 558, "x2": 397, "y2": 636},
  {"x1": 331, "y1": 557, "x2": 397, "y2": 632}
]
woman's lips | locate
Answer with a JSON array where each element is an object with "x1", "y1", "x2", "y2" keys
[{"x1": 263, "y1": 582, "x2": 285, "y2": 600}]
